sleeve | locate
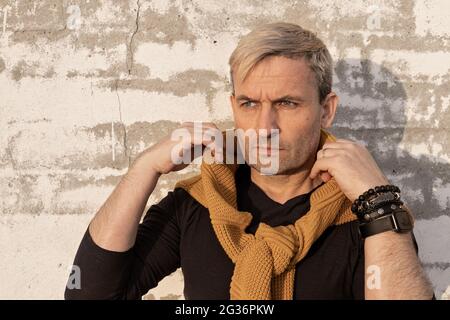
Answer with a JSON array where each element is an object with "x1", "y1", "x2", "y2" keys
[{"x1": 64, "y1": 191, "x2": 182, "y2": 300}]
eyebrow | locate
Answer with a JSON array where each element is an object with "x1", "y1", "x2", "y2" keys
[{"x1": 235, "y1": 94, "x2": 305, "y2": 103}]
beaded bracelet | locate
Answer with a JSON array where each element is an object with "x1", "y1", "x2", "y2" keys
[
  {"x1": 358, "y1": 200, "x2": 404, "y2": 222},
  {"x1": 351, "y1": 184, "x2": 401, "y2": 216},
  {"x1": 354, "y1": 194, "x2": 403, "y2": 220}
]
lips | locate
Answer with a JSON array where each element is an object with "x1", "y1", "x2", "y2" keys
[
  {"x1": 253, "y1": 146, "x2": 281, "y2": 150},
  {"x1": 257, "y1": 147, "x2": 278, "y2": 151},
  {"x1": 253, "y1": 147, "x2": 282, "y2": 156}
]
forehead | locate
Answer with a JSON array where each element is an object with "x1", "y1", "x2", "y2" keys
[{"x1": 234, "y1": 56, "x2": 317, "y2": 97}]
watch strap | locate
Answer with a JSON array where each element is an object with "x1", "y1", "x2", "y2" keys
[{"x1": 359, "y1": 209, "x2": 413, "y2": 238}]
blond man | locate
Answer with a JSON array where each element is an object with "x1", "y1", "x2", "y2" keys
[{"x1": 65, "y1": 22, "x2": 434, "y2": 300}]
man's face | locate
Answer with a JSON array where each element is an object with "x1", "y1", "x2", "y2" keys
[{"x1": 230, "y1": 56, "x2": 333, "y2": 175}]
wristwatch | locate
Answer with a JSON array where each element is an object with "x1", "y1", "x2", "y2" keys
[{"x1": 359, "y1": 208, "x2": 413, "y2": 238}]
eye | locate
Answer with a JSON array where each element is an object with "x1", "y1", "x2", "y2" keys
[
  {"x1": 277, "y1": 100, "x2": 298, "y2": 108},
  {"x1": 241, "y1": 101, "x2": 257, "y2": 108}
]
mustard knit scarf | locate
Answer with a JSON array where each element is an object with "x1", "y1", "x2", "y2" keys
[{"x1": 174, "y1": 129, "x2": 357, "y2": 300}]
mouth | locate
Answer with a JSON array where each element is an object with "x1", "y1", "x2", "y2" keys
[{"x1": 253, "y1": 146, "x2": 283, "y2": 155}]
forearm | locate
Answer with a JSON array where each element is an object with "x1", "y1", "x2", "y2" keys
[
  {"x1": 364, "y1": 231, "x2": 434, "y2": 299},
  {"x1": 89, "y1": 151, "x2": 161, "y2": 252}
]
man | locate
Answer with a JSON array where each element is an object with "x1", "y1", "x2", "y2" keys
[{"x1": 65, "y1": 22, "x2": 434, "y2": 300}]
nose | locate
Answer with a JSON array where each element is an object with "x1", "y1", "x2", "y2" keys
[{"x1": 256, "y1": 104, "x2": 279, "y2": 137}]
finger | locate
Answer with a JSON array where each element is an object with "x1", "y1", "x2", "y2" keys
[
  {"x1": 202, "y1": 122, "x2": 219, "y2": 129},
  {"x1": 195, "y1": 127, "x2": 221, "y2": 157},
  {"x1": 335, "y1": 138, "x2": 354, "y2": 143},
  {"x1": 182, "y1": 125, "x2": 220, "y2": 146},
  {"x1": 202, "y1": 126, "x2": 221, "y2": 140},
  {"x1": 171, "y1": 127, "x2": 213, "y2": 155},
  {"x1": 183, "y1": 122, "x2": 219, "y2": 133},
  {"x1": 328, "y1": 139, "x2": 358, "y2": 148},
  {"x1": 316, "y1": 147, "x2": 344, "y2": 159},
  {"x1": 320, "y1": 171, "x2": 332, "y2": 182},
  {"x1": 180, "y1": 122, "x2": 219, "y2": 132},
  {"x1": 201, "y1": 128, "x2": 222, "y2": 154},
  {"x1": 309, "y1": 156, "x2": 337, "y2": 179},
  {"x1": 189, "y1": 144, "x2": 201, "y2": 162},
  {"x1": 322, "y1": 141, "x2": 349, "y2": 149}
]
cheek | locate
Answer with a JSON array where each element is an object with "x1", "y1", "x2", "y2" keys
[
  {"x1": 233, "y1": 118, "x2": 247, "y2": 131},
  {"x1": 280, "y1": 112, "x2": 315, "y2": 135},
  {"x1": 231, "y1": 110, "x2": 243, "y2": 127},
  {"x1": 233, "y1": 113, "x2": 254, "y2": 131},
  {"x1": 280, "y1": 113, "x2": 321, "y2": 151}
]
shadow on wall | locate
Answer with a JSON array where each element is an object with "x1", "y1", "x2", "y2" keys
[
  {"x1": 331, "y1": 59, "x2": 450, "y2": 298},
  {"x1": 331, "y1": 58, "x2": 448, "y2": 221}
]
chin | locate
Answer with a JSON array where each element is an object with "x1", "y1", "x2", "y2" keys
[{"x1": 249, "y1": 160, "x2": 300, "y2": 176}]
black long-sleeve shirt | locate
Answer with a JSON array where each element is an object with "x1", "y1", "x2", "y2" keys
[{"x1": 65, "y1": 164, "x2": 419, "y2": 300}]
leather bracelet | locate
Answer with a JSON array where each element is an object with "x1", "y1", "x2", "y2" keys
[
  {"x1": 359, "y1": 208, "x2": 413, "y2": 238},
  {"x1": 352, "y1": 184, "x2": 401, "y2": 215},
  {"x1": 358, "y1": 200, "x2": 404, "y2": 223}
]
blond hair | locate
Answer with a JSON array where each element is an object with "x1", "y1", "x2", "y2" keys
[{"x1": 229, "y1": 22, "x2": 332, "y2": 103}]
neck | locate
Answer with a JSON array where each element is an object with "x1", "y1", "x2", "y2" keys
[{"x1": 250, "y1": 161, "x2": 323, "y2": 205}]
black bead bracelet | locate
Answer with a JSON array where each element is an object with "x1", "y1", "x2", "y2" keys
[{"x1": 351, "y1": 184, "x2": 401, "y2": 216}]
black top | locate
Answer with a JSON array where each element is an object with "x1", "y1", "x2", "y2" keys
[{"x1": 64, "y1": 164, "x2": 418, "y2": 300}]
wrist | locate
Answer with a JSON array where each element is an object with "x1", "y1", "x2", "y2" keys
[
  {"x1": 352, "y1": 184, "x2": 401, "y2": 220},
  {"x1": 128, "y1": 150, "x2": 162, "y2": 179},
  {"x1": 351, "y1": 184, "x2": 414, "y2": 239},
  {"x1": 359, "y1": 209, "x2": 414, "y2": 239}
]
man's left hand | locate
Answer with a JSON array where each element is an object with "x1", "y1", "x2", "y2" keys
[{"x1": 309, "y1": 139, "x2": 390, "y2": 202}]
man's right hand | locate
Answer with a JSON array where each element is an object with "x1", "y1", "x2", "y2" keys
[
  {"x1": 88, "y1": 122, "x2": 221, "y2": 252},
  {"x1": 140, "y1": 122, "x2": 221, "y2": 175}
]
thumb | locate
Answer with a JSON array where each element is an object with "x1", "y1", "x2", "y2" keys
[
  {"x1": 309, "y1": 158, "x2": 332, "y2": 181},
  {"x1": 320, "y1": 171, "x2": 332, "y2": 182},
  {"x1": 309, "y1": 158, "x2": 325, "y2": 179}
]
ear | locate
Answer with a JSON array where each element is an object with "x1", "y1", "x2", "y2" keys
[{"x1": 320, "y1": 92, "x2": 338, "y2": 129}]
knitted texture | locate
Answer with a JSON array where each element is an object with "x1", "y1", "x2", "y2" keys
[{"x1": 174, "y1": 129, "x2": 357, "y2": 300}]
